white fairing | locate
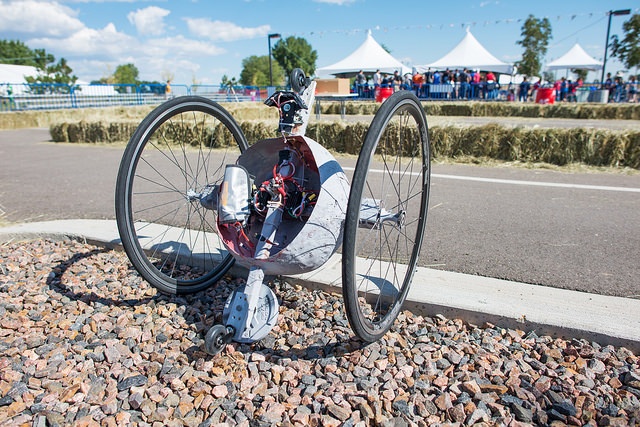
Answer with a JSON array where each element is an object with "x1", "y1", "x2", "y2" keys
[{"x1": 218, "y1": 135, "x2": 350, "y2": 275}]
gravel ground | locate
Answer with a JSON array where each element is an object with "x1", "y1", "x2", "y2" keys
[{"x1": 0, "y1": 239, "x2": 639, "y2": 427}]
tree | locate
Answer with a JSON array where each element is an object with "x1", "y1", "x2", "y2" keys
[
  {"x1": 610, "y1": 13, "x2": 640, "y2": 70},
  {"x1": 109, "y1": 63, "x2": 140, "y2": 93},
  {"x1": 220, "y1": 74, "x2": 238, "y2": 88},
  {"x1": 1, "y1": 40, "x2": 76, "y2": 87},
  {"x1": 571, "y1": 68, "x2": 589, "y2": 81},
  {"x1": 542, "y1": 71, "x2": 555, "y2": 84},
  {"x1": 24, "y1": 50, "x2": 77, "y2": 91},
  {"x1": 32, "y1": 48, "x2": 54, "y2": 71},
  {"x1": 516, "y1": 15, "x2": 552, "y2": 77},
  {"x1": 272, "y1": 36, "x2": 317, "y2": 76},
  {"x1": 0, "y1": 40, "x2": 36, "y2": 66},
  {"x1": 113, "y1": 63, "x2": 139, "y2": 85},
  {"x1": 240, "y1": 55, "x2": 284, "y2": 87}
]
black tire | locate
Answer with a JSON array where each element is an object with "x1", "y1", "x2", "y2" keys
[
  {"x1": 115, "y1": 96, "x2": 248, "y2": 294},
  {"x1": 342, "y1": 91, "x2": 431, "y2": 342},
  {"x1": 290, "y1": 68, "x2": 309, "y2": 93}
]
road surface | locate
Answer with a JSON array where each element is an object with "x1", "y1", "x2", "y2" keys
[{"x1": 1, "y1": 128, "x2": 639, "y2": 298}]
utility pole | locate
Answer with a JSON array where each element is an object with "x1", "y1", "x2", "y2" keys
[
  {"x1": 268, "y1": 33, "x2": 281, "y2": 87},
  {"x1": 600, "y1": 9, "x2": 630, "y2": 87}
]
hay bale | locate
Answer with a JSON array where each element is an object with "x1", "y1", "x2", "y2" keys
[
  {"x1": 107, "y1": 122, "x2": 136, "y2": 143},
  {"x1": 46, "y1": 117, "x2": 640, "y2": 169},
  {"x1": 49, "y1": 123, "x2": 68, "y2": 142},
  {"x1": 342, "y1": 122, "x2": 368, "y2": 154},
  {"x1": 344, "y1": 103, "x2": 359, "y2": 115},
  {"x1": 308, "y1": 122, "x2": 346, "y2": 152},
  {"x1": 86, "y1": 122, "x2": 109, "y2": 143},
  {"x1": 430, "y1": 126, "x2": 463, "y2": 158},
  {"x1": 626, "y1": 132, "x2": 640, "y2": 169},
  {"x1": 422, "y1": 103, "x2": 441, "y2": 116},
  {"x1": 66, "y1": 122, "x2": 85, "y2": 143},
  {"x1": 241, "y1": 121, "x2": 276, "y2": 145},
  {"x1": 440, "y1": 103, "x2": 473, "y2": 117}
]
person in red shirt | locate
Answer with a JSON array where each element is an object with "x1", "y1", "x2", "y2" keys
[
  {"x1": 471, "y1": 70, "x2": 481, "y2": 98},
  {"x1": 554, "y1": 79, "x2": 562, "y2": 101},
  {"x1": 568, "y1": 77, "x2": 583, "y2": 102},
  {"x1": 485, "y1": 71, "x2": 497, "y2": 99}
]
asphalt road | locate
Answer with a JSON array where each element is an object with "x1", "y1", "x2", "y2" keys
[{"x1": 1, "y1": 128, "x2": 639, "y2": 299}]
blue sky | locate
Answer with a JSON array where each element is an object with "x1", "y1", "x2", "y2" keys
[{"x1": 0, "y1": 0, "x2": 637, "y2": 85}]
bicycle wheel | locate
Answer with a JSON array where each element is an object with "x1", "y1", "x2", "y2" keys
[
  {"x1": 342, "y1": 91, "x2": 431, "y2": 342},
  {"x1": 115, "y1": 96, "x2": 248, "y2": 294}
]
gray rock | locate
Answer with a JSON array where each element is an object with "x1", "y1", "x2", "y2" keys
[
  {"x1": 552, "y1": 400, "x2": 577, "y2": 417},
  {"x1": 117, "y1": 375, "x2": 148, "y2": 391},
  {"x1": 511, "y1": 403, "x2": 533, "y2": 423}
]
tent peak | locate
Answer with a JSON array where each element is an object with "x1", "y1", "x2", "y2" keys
[
  {"x1": 545, "y1": 43, "x2": 602, "y2": 71},
  {"x1": 415, "y1": 29, "x2": 513, "y2": 74},
  {"x1": 317, "y1": 30, "x2": 411, "y2": 77}
]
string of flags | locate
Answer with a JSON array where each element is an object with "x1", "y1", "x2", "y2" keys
[{"x1": 285, "y1": 8, "x2": 639, "y2": 38}]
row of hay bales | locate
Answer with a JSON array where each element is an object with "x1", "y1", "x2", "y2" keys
[
  {"x1": 299, "y1": 122, "x2": 639, "y2": 168},
  {"x1": 0, "y1": 103, "x2": 278, "y2": 130},
  {"x1": 50, "y1": 120, "x2": 640, "y2": 169},
  {"x1": 322, "y1": 101, "x2": 640, "y2": 120},
  {"x1": 5, "y1": 100, "x2": 640, "y2": 131}
]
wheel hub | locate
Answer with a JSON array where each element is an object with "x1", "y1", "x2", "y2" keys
[{"x1": 222, "y1": 282, "x2": 279, "y2": 343}]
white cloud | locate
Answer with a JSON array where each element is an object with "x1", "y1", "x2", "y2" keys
[
  {"x1": 1, "y1": 1, "x2": 260, "y2": 85},
  {"x1": 127, "y1": 6, "x2": 170, "y2": 36},
  {"x1": 61, "y1": 0, "x2": 158, "y2": 3},
  {"x1": 184, "y1": 18, "x2": 270, "y2": 42},
  {"x1": 28, "y1": 23, "x2": 136, "y2": 57},
  {"x1": 30, "y1": 27, "x2": 224, "y2": 80},
  {"x1": 313, "y1": 0, "x2": 356, "y2": 4},
  {"x1": 144, "y1": 35, "x2": 225, "y2": 57},
  {"x1": 0, "y1": 0, "x2": 85, "y2": 37}
]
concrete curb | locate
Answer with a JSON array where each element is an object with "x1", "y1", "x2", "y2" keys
[{"x1": 2, "y1": 219, "x2": 639, "y2": 352}]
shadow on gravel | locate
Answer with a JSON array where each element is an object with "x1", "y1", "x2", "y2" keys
[
  {"x1": 46, "y1": 247, "x2": 366, "y2": 363},
  {"x1": 46, "y1": 248, "x2": 157, "y2": 307}
]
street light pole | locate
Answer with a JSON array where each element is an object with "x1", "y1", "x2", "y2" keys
[
  {"x1": 268, "y1": 33, "x2": 281, "y2": 87},
  {"x1": 600, "y1": 9, "x2": 631, "y2": 88}
]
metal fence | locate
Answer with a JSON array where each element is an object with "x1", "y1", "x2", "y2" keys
[
  {"x1": 0, "y1": 82, "x2": 269, "y2": 112},
  {"x1": 1, "y1": 81, "x2": 619, "y2": 112}
]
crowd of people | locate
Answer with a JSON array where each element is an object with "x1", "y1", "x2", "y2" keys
[
  {"x1": 354, "y1": 68, "x2": 503, "y2": 100},
  {"x1": 516, "y1": 76, "x2": 585, "y2": 103},
  {"x1": 353, "y1": 69, "x2": 639, "y2": 103},
  {"x1": 603, "y1": 72, "x2": 638, "y2": 103}
]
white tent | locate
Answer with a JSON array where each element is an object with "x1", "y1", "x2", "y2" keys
[
  {"x1": 316, "y1": 30, "x2": 411, "y2": 77},
  {"x1": 0, "y1": 64, "x2": 38, "y2": 83},
  {"x1": 0, "y1": 64, "x2": 39, "y2": 95},
  {"x1": 545, "y1": 43, "x2": 602, "y2": 71},
  {"x1": 415, "y1": 29, "x2": 513, "y2": 74}
]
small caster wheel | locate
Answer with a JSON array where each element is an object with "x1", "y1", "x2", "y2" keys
[
  {"x1": 291, "y1": 68, "x2": 310, "y2": 94},
  {"x1": 204, "y1": 325, "x2": 232, "y2": 355}
]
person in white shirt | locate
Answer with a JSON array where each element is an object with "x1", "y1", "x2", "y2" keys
[{"x1": 373, "y1": 70, "x2": 382, "y2": 88}]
